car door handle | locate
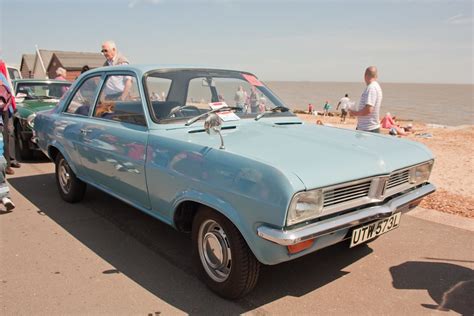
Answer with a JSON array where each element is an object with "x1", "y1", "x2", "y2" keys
[{"x1": 80, "y1": 128, "x2": 92, "y2": 135}]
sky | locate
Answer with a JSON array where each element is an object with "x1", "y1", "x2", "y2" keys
[{"x1": 1, "y1": 0, "x2": 473, "y2": 84}]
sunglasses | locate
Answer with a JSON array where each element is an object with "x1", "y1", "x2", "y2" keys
[{"x1": 101, "y1": 49, "x2": 109, "y2": 53}]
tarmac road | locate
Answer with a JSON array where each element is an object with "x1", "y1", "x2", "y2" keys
[{"x1": 1, "y1": 159, "x2": 473, "y2": 315}]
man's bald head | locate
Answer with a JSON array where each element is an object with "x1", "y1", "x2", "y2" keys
[{"x1": 364, "y1": 66, "x2": 378, "y2": 85}]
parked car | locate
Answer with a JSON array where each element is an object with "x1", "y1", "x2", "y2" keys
[
  {"x1": 13, "y1": 79, "x2": 71, "y2": 159},
  {"x1": 4, "y1": 65, "x2": 21, "y2": 91},
  {"x1": 7, "y1": 65, "x2": 22, "y2": 82},
  {"x1": 33, "y1": 65, "x2": 436, "y2": 299}
]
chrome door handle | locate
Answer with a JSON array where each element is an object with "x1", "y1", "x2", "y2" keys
[{"x1": 80, "y1": 128, "x2": 92, "y2": 135}]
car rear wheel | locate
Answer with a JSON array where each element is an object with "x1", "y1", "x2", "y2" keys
[
  {"x1": 55, "y1": 153, "x2": 86, "y2": 203},
  {"x1": 15, "y1": 122, "x2": 34, "y2": 160},
  {"x1": 192, "y1": 206, "x2": 260, "y2": 299}
]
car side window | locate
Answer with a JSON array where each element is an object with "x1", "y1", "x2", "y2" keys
[
  {"x1": 94, "y1": 75, "x2": 146, "y2": 126},
  {"x1": 65, "y1": 76, "x2": 101, "y2": 116}
]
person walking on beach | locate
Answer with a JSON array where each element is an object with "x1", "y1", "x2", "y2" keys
[
  {"x1": 308, "y1": 103, "x2": 314, "y2": 115},
  {"x1": 101, "y1": 40, "x2": 131, "y2": 100},
  {"x1": 349, "y1": 66, "x2": 383, "y2": 133},
  {"x1": 336, "y1": 94, "x2": 351, "y2": 123}
]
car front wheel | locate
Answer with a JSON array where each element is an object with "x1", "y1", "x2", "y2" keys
[
  {"x1": 55, "y1": 153, "x2": 86, "y2": 203},
  {"x1": 192, "y1": 206, "x2": 260, "y2": 299}
]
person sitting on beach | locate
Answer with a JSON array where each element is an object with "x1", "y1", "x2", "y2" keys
[
  {"x1": 381, "y1": 112, "x2": 396, "y2": 129},
  {"x1": 381, "y1": 113, "x2": 414, "y2": 136}
]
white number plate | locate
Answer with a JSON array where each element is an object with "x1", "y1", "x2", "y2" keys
[{"x1": 350, "y1": 212, "x2": 401, "y2": 248}]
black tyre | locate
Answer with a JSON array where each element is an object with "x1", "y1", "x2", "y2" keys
[
  {"x1": 192, "y1": 206, "x2": 260, "y2": 299},
  {"x1": 55, "y1": 153, "x2": 86, "y2": 203},
  {"x1": 15, "y1": 123, "x2": 34, "y2": 160}
]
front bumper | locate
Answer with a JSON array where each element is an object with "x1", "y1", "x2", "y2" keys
[{"x1": 257, "y1": 183, "x2": 436, "y2": 246}]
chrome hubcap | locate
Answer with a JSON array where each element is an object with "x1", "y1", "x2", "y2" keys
[
  {"x1": 198, "y1": 219, "x2": 232, "y2": 282},
  {"x1": 58, "y1": 159, "x2": 71, "y2": 194}
]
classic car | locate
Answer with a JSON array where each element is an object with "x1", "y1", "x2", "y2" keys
[
  {"x1": 12, "y1": 79, "x2": 71, "y2": 159},
  {"x1": 33, "y1": 65, "x2": 436, "y2": 299}
]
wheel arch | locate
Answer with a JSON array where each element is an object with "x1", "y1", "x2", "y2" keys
[
  {"x1": 47, "y1": 144, "x2": 80, "y2": 175},
  {"x1": 172, "y1": 195, "x2": 259, "y2": 261}
]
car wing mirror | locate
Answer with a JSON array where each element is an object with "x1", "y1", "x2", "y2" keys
[{"x1": 204, "y1": 113, "x2": 225, "y2": 149}]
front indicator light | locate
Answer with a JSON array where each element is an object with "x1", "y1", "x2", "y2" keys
[{"x1": 287, "y1": 239, "x2": 315, "y2": 254}]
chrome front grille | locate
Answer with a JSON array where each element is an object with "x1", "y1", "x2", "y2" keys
[
  {"x1": 387, "y1": 170, "x2": 410, "y2": 189},
  {"x1": 319, "y1": 165, "x2": 424, "y2": 217},
  {"x1": 323, "y1": 180, "x2": 372, "y2": 208}
]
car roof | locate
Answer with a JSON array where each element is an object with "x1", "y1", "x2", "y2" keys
[
  {"x1": 13, "y1": 79, "x2": 72, "y2": 84},
  {"x1": 85, "y1": 64, "x2": 254, "y2": 77}
]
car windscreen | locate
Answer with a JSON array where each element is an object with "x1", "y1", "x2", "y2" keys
[
  {"x1": 145, "y1": 69, "x2": 291, "y2": 123},
  {"x1": 16, "y1": 82, "x2": 71, "y2": 100}
]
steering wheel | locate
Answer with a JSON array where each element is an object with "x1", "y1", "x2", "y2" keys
[{"x1": 168, "y1": 105, "x2": 201, "y2": 118}]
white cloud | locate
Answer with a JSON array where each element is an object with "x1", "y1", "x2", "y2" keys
[{"x1": 446, "y1": 14, "x2": 473, "y2": 25}]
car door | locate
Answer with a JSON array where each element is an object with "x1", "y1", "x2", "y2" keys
[
  {"x1": 60, "y1": 74, "x2": 103, "y2": 178},
  {"x1": 77, "y1": 73, "x2": 150, "y2": 209}
]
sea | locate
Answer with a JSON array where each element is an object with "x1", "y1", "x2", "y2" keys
[{"x1": 265, "y1": 82, "x2": 473, "y2": 126}]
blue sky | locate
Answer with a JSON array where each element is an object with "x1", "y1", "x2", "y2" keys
[{"x1": 1, "y1": 0, "x2": 472, "y2": 83}]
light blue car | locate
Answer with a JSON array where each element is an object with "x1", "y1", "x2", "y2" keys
[{"x1": 34, "y1": 65, "x2": 436, "y2": 299}]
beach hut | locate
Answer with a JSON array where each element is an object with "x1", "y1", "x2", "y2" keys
[
  {"x1": 47, "y1": 51, "x2": 105, "y2": 81},
  {"x1": 19, "y1": 54, "x2": 35, "y2": 78}
]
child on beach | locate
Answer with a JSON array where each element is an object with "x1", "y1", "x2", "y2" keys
[
  {"x1": 0, "y1": 80, "x2": 15, "y2": 211},
  {"x1": 323, "y1": 101, "x2": 331, "y2": 116}
]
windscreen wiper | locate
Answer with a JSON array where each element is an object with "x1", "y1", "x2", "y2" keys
[
  {"x1": 185, "y1": 106, "x2": 242, "y2": 126},
  {"x1": 254, "y1": 106, "x2": 290, "y2": 121}
]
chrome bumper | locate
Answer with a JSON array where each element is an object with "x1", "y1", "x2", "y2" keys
[{"x1": 257, "y1": 183, "x2": 436, "y2": 246}]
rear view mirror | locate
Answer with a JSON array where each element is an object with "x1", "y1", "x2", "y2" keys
[{"x1": 202, "y1": 78, "x2": 215, "y2": 87}]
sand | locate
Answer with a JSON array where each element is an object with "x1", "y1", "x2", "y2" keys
[{"x1": 296, "y1": 113, "x2": 474, "y2": 219}]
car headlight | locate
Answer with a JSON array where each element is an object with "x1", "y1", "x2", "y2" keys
[
  {"x1": 410, "y1": 161, "x2": 433, "y2": 185},
  {"x1": 287, "y1": 190, "x2": 324, "y2": 226},
  {"x1": 27, "y1": 113, "x2": 36, "y2": 128}
]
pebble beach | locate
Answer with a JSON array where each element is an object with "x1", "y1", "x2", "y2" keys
[{"x1": 296, "y1": 113, "x2": 474, "y2": 219}]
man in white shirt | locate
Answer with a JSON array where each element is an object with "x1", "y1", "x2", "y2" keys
[
  {"x1": 336, "y1": 93, "x2": 351, "y2": 123},
  {"x1": 101, "y1": 40, "x2": 132, "y2": 101},
  {"x1": 349, "y1": 66, "x2": 383, "y2": 133}
]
